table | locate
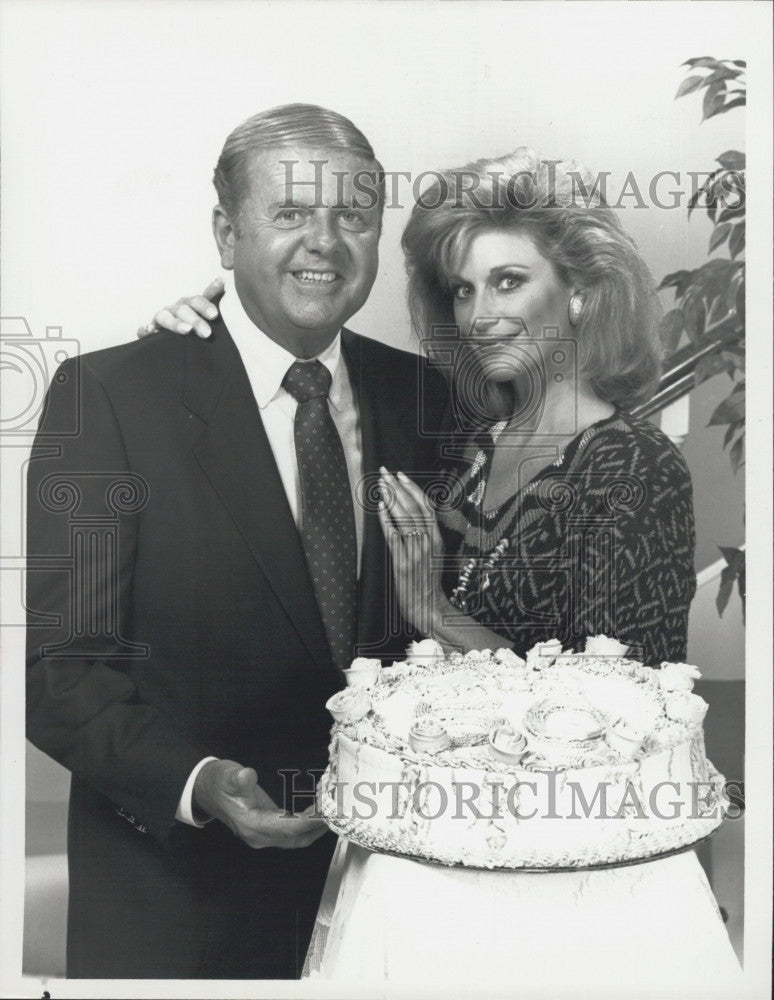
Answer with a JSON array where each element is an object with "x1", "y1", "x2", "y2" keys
[{"x1": 304, "y1": 838, "x2": 743, "y2": 997}]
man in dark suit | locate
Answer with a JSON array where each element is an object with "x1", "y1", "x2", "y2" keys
[{"x1": 26, "y1": 104, "x2": 446, "y2": 979}]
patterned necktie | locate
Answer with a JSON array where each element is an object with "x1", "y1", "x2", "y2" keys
[{"x1": 282, "y1": 359, "x2": 357, "y2": 672}]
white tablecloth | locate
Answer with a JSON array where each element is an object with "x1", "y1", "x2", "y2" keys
[{"x1": 304, "y1": 839, "x2": 742, "y2": 998}]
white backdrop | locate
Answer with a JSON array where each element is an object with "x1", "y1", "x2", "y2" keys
[
  {"x1": 0, "y1": 0, "x2": 754, "y2": 354},
  {"x1": 1, "y1": 2, "x2": 771, "y2": 999}
]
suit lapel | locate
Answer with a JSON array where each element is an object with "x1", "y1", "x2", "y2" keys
[
  {"x1": 342, "y1": 330, "x2": 400, "y2": 655},
  {"x1": 185, "y1": 318, "x2": 332, "y2": 670}
]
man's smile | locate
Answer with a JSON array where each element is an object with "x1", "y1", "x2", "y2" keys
[{"x1": 291, "y1": 269, "x2": 341, "y2": 285}]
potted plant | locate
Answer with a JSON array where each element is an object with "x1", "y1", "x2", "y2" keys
[{"x1": 658, "y1": 57, "x2": 746, "y2": 618}]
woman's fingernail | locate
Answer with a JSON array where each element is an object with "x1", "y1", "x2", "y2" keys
[
  {"x1": 397, "y1": 471, "x2": 408, "y2": 483},
  {"x1": 180, "y1": 323, "x2": 192, "y2": 332},
  {"x1": 206, "y1": 307, "x2": 217, "y2": 318}
]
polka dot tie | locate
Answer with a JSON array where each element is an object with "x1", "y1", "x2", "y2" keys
[{"x1": 282, "y1": 360, "x2": 357, "y2": 672}]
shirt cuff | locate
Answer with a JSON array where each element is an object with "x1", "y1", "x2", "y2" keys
[{"x1": 175, "y1": 756, "x2": 219, "y2": 827}]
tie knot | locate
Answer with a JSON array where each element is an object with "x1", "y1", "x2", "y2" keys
[{"x1": 282, "y1": 360, "x2": 332, "y2": 404}]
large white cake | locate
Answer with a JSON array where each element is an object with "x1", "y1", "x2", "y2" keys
[{"x1": 318, "y1": 638, "x2": 727, "y2": 869}]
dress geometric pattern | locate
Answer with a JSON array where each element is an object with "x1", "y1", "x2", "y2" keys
[
  {"x1": 283, "y1": 360, "x2": 357, "y2": 672},
  {"x1": 438, "y1": 411, "x2": 696, "y2": 665}
]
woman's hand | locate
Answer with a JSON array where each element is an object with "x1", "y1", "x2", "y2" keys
[
  {"x1": 376, "y1": 468, "x2": 455, "y2": 640},
  {"x1": 137, "y1": 277, "x2": 224, "y2": 339},
  {"x1": 377, "y1": 467, "x2": 517, "y2": 655}
]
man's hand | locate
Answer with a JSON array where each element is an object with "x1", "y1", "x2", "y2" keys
[{"x1": 193, "y1": 758, "x2": 327, "y2": 850}]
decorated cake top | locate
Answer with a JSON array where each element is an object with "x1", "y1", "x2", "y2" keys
[{"x1": 327, "y1": 637, "x2": 707, "y2": 772}]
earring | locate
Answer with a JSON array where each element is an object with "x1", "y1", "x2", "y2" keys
[{"x1": 568, "y1": 294, "x2": 584, "y2": 326}]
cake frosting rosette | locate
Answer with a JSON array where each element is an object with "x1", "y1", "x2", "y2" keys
[
  {"x1": 488, "y1": 724, "x2": 528, "y2": 763},
  {"x1": 658, "y1": 662, "x2": 701, "y2": 693},
  {"x1": 493, "y1": 647, "x2": 527, "y2": 669},
  {"x1": 326, "y1": 686, "x2": 371, "y2": 724},
  {"x1": 605, "y1": 718, "x2": 645, "y2": 759},
  {"x1": 665, "y1": 692, "x2": 709, "y2": 726},
  {"x1": 405, "y1": 638, "x2": 445, "y2": 667},
  {"x1": 409, "y1": 715, "x2": 451, "y2": 754},
  {"x1": 658, "y1": 663, "x2": 701, "y2": 691},
  {"x1": 525, "y1": 638, "x2": 563, "y2": 669},
  {"x1": 344, "y1": 657, "x2": 382, "y2": 687},
  {"x1": 583, "y1": 635, "x2": 630, "y2": 657}
]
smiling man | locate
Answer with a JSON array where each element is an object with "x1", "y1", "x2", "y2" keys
[
  {"x1": 216, "y1": 146, "x2": 381, "y2": 356},
  {"x1": 26, "y1": 104, "x2": 446, "y2": 979}
]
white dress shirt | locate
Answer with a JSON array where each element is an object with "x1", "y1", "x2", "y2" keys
[{"x1": 176, "y1": 272, "x2": 364, "y2": 826}]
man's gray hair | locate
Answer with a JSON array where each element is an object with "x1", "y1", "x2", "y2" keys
[{"x1": 213, "y1": 102, "x2": 385, "y2": 223}]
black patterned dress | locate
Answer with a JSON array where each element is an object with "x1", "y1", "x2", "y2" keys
[{"x1": 437, "y1": 411, "x2": 696, "y2": 665}]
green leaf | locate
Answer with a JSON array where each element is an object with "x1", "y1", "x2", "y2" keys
[
  {"x1": 735, "y1": 275, "x2": 745, "y2": 323},
  {"x1": 716, "y1": 150, "x2": 745, "y2": 170},
  {"x1": 714, "y1": 172, "x2": 745, "y2": 219},
  {"x1": 722, "y1": 420, "x2": 743, "y2": 448},
  {"x1": 682, "y1": 293, "x2": 706, "y2": 343},
  {"x1": 702, "y1": 81, "x2": 727, "y2": 121},
  {"x1": 706, "y1": 290, "x2": 736, "y2": 329},
  {"x1": 716, "y1": 546, "x2": 746, "y2": 619},
  {"x1": 687, "y1": 170, "x2": 720, "y2": 216},
  {"x1": 729, "y1": 224, "x2": 745, "y2": 259},
  {"x1": 696, "y1": 258, "x2": 736, "y2": 293},
  {"x1": 658, "y1": 270, "x2": 692, "y2": 295},
  {"x1": 695, "y1": 353, "x2": 734, "y2": 384},
  {"x1": 721, "y1": 348, "x2": 744, "y2": 372},
  {"x1": 716, "y1": 567, "x2": 734, "y2": 617},
  {"x1": 719, "y1": 546, "x2": 745, "y2": 571},
  {"x1": 729, "y1": 435, "x2": 745, "y2": 473},
  {"x1": 725, "y1": 267, "x2": 743, "y2": 312},
  {"x1": 675, "y1": 75, "x2": 706, "y2": 98},
  {"x1": 715, "y1": 96, "x2": 746, "y2": 115},
  {"x1": 707, "y1": 388, "x2": 745, "y2": 427},
  {"x1": 713, "y1": 316, "x2": 745, "y2": 347},
  {"x1": 682, "y1": 57, "x2": 719, "y2": 69},
  {"x1": 709, "y1": 222, "x2": 732, "y2": 253},
  {"x1": 716, "y1": 204, "x2": 745, "y2": 224},
  {"x1": 660, "y1": 309, "x2": 685, "y2": 353},
  {"x1": 704, "y1": 67, "x2": 743, "y2": 85}
]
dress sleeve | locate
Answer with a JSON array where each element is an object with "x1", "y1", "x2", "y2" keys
[{"x1": 553, "y1": 429, "x2": 696, "y2": 664}]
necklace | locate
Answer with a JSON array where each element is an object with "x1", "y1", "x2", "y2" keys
[
  {"x1": 450, "y1": 537, "x2": 510, "y2": 612},
  {"x1": 448, "y1": 422, "x2": 583, "y2": 613}
]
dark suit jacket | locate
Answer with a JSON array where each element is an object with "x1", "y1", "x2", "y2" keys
[{"x1": 26, "y1": 317, "x2": 447, "y2": 978}]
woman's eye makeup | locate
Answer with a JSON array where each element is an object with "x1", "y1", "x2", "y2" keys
[
  {"x1": 496, "y1": 272, "x2": 525, "y2": 291},
  {"x1": 450, "y1": 270, "x2": 527, "y2": 301}
]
